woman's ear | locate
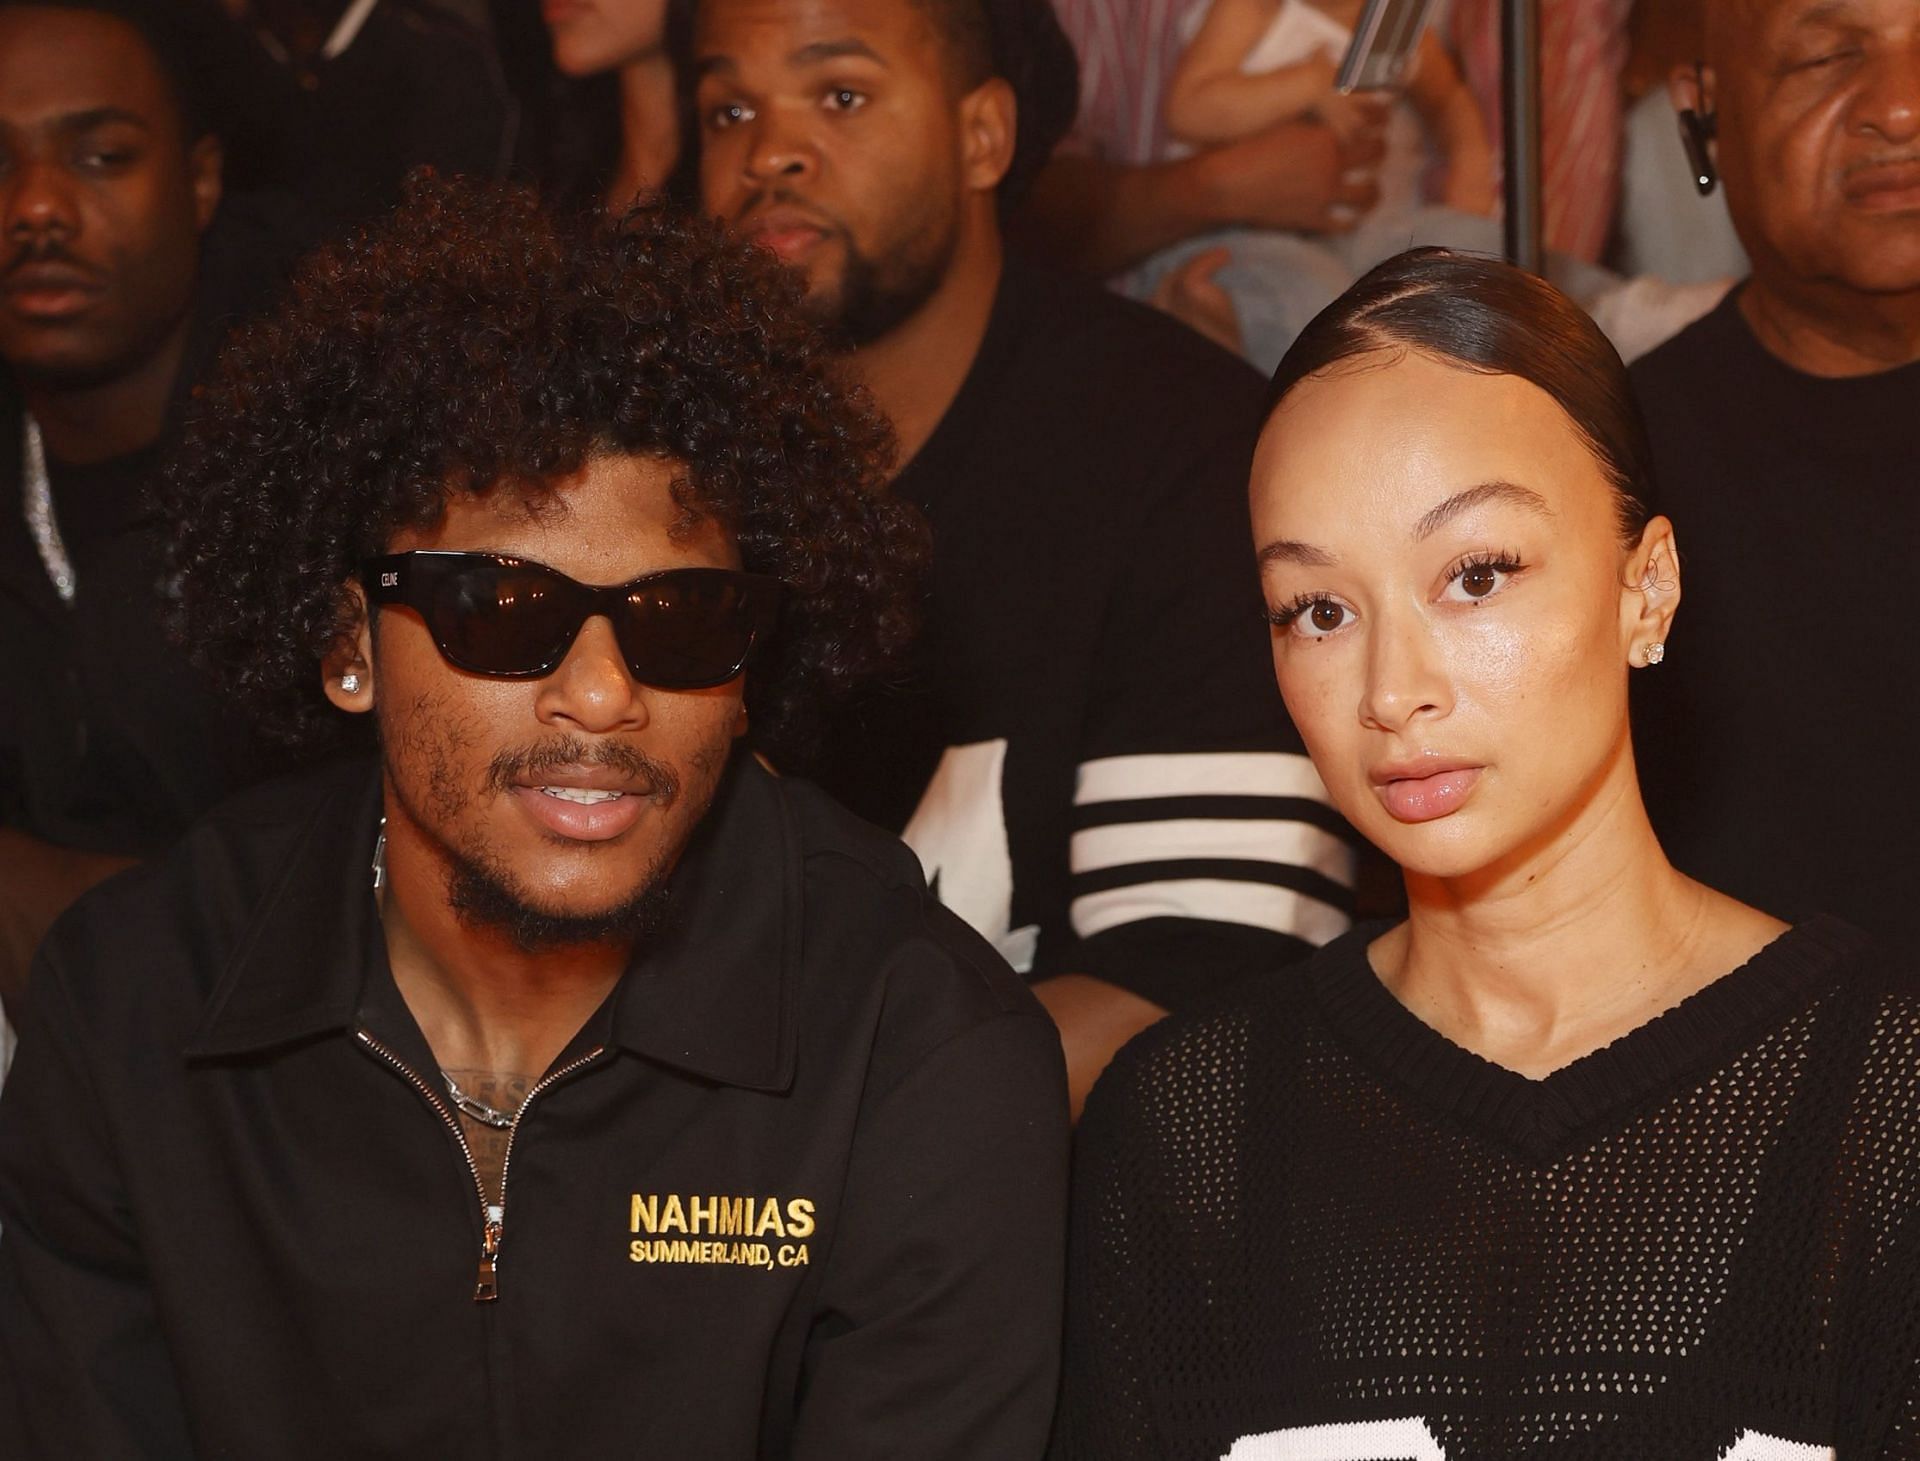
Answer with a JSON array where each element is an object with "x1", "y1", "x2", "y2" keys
[
  {"x1": 1622, "y1": 515, "x2": 1681, "y2": 668},
  {"x1": 321, "y1": 581, "x2": 377, "y2": 714}
]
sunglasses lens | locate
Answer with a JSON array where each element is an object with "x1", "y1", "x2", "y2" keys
[
  {"x1": 429, "y1": 561, "x2": 578, "y2": 676},
  {"x1": 619, "y1": 572, "x2": 765, "y2": 687}
]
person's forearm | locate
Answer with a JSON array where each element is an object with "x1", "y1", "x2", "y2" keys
[
  {"x1": 1017, "y1": 152, "x2": 1230, "y2": 278},
  {"x1": 1431, "y1": 86, "x2": 1490, "y2": 162},
  {"x1": 1406, "y1": 37, "x2": 1490, "y2": 172},
  {"x1": 1031, "y1": 973, "x2": 1168, "y2": 1123},
  {"x1": 1165, "y1": 62, "x2": 1331, "y2": 147}
]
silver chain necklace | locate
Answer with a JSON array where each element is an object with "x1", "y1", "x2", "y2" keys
[
  {"x1": 370, "y1": 816, "x2": 528, "y2": 1132},
  {"x1": 22, "y1": 417, "x2": 76, "y2": 603},
  {"x1": 441, "y1": 1074, "x2": 521, "y2": 1129}
]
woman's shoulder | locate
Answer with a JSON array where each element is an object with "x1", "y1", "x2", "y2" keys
[
  {"x1": 1082, "y1": 928, "x2": 1371, "y2": 1135},
  {"x1": 1772, "y1": 913, "x2": 1920, "y2": 1016}
]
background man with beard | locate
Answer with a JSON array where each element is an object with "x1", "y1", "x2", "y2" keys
[
  {"x1": 0, "y1": 0, "x2": 290, "y2": 1025},
  {"x1": 1630, "y1": 0, "x2": 1920, "y2": 943},
  {"x1": 0, "y1": 179, "x2": 1068, "y2": 1458},
  {"x1": 694, "y1": 0, "x2": 1356, "y2": 1117}
]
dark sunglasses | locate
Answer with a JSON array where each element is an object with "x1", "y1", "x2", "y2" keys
[{"x1": 360, "y1": 551, "x2": 782, "y2": 687}]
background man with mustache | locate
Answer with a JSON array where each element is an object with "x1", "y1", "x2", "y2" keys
[
  {"x1": 0, "y1": 178, "x2": 1069, "y2": 1456},
  {"x1": 1630, "y1": 0, "x2": 1920, "y2": 942},
  {"x1": 0, "y1": 0, "x2": 290, "y2": 1030},
  {"x1": 694, "y1": 0, "x2": 1356, "y2": 1118}
]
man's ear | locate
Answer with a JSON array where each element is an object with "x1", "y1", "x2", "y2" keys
[
  {"x1": 1668, "y1": 62, "x2": 1719, "y2": 194},
  {"x1": 320, "y1": 581, "x2": 376, "y2": 714},
  {"x1": 958, "y1": 76, "x2": 1016, "y2": 195},
  {"x1": 189, "y1": 132, "x2": 224, "y2": 233},
  {"x1": 1622, "y1": 515, "x2": 1681, "y2": 667},
  {"x1": 1669, "y1": 61, "x2": 1703, "y2": 115}
]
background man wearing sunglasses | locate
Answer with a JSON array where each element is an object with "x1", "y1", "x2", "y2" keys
[{"x1": 0, "y1": 179, "x2": 1070, "y2": 1458}]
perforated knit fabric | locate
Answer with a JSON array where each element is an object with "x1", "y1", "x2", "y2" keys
[{"x1": 1053, "y1": 917, "x2": 1920, "y2": 1460}]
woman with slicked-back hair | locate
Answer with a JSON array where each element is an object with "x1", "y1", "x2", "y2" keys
[{"x1": 1052, "y1": 249, "x2": 1920, "y2": 1461}]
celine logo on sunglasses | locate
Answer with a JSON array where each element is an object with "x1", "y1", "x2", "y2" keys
[{"x1": 381, "y1": 572, "x2": 400, "y2": 587}]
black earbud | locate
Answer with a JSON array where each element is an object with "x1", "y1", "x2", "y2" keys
[{"x1": 1678, "y1": 62, "x2": 1719, "y2": 196}]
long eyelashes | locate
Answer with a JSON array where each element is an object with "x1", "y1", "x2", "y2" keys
[
  {"x1": 1264, "y1": 548, "x2": 1530, "y2": 634},
  {"x1": 1444, "y1": 549, "x2": 1527, "y2": 601},
  {"x1": 1264, "y1": 594, "x2": 1321, "y2": 630}
]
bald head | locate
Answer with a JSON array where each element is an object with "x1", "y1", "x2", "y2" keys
[{"x1": 1684, "y1": 0, "x2": 1920, "y2": 364}]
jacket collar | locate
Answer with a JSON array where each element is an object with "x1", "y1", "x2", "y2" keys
[{"x1": 186, "y1": 752, "x2": 802, "y2": 1093}]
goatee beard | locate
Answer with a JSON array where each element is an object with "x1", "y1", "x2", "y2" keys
[{"x1": 445, "y1": 842, "x2": 679, "y2": 954}]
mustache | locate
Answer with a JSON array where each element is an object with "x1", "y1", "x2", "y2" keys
[
  {"x1": 1, "y1": 236, "x2": 100, "y2": 283},
  {"x1": 484, "y1": 735, "x2": 679, "y2": 801},
  {"x1": 1846, "y1": 149, "x2": 1920, "y2": 177}
]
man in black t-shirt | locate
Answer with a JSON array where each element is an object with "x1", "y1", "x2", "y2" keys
[
  {"x1": 1629, "y1": 0, "x2": 1919, "y2": 943},
  {"x1": 0, "y1": 0, "x2": 284, "y2": 1019},
  {"x1": 694, "y1": 0, "x2": 1355, "y2": 1114}
]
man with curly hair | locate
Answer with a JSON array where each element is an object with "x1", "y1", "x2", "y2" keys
[{"x1": 0, "y1": 178, "x2": 1069, "y2": 1458}]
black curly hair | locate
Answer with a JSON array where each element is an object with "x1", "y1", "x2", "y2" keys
[{"x1": 168, "y1": 175, "x2": 925, "y2": 764}]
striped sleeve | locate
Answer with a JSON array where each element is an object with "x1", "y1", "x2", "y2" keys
[
  {"x1": 1052, "y1": 327, "x2": 1356, "y2": 1009},
  {"x1": 1070, "y1": 752, "x2": 1355, "y2": 955}
]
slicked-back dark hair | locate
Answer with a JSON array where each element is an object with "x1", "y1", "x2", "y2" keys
[
  {"x1": 1265, "y1": 248, "x2": 1655, "y2": 545},
  {"x1": 168, "y1": 176, "x2": 926, "y2": 765}
]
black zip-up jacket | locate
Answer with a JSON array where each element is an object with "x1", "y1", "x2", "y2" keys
[{"x1": 0, "y1": 754, "x2": 1069, "y2": 1458}]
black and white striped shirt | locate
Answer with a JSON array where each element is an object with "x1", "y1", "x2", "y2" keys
[{"x1": 814, "y1": 262, "x2": 1354, "y2": 1009}]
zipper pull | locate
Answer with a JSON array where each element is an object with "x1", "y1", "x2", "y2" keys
[{"x1": 475, "y1": 1216, "x2": 502, "y2": 1303}]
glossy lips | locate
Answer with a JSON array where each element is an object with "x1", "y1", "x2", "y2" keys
[{"x1": 1372, "y1": 760, "x2": 1484, "y2": 824}]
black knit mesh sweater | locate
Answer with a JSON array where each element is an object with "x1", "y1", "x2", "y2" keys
[{"x1": 1052, "y1": 917, "x2": 1920, "y2": 1460}]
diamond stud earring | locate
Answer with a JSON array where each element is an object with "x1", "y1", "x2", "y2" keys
[
  {"x1": 340, "y1": 672, "x2": 362, "y2": 694},
  {"x1": 1642, "y1": 642, "x2": 1665, "y2": 667}
]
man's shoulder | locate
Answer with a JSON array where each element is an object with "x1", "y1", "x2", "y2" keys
[
  {"x1": 994, "y1": 262, "x2": 1268, "y2": 423},
  {"x1": 772, "y1": 770, "x2": 1048, "y2": 1029},
  {"x1": 1628, "y1": 285, "x2": 1751, "y2": 409},
  {"x1": 917, "y1": 263, "x2": 1268, "y2": 523},
  {"x1": 34, "y1": 759, "x2": 367, "y2": 1020}
]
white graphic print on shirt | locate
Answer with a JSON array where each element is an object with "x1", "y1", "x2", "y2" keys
[
  {"x1": 901, "y1": 740, "x2": 1041, "y2": 973},
  {"x1": 1221, "y1": 1420, "x2": 1833, "y2": 1460}
]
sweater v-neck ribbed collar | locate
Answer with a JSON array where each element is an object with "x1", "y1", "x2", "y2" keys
[{"x1": 1309, "y1": 915, "x2": 1870, "y2": 1164}]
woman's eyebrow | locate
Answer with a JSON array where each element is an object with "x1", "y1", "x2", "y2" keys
[
  {"x1": 1257, "y1": 539, "x2": 1337, "y2": 568},
  {"x1": 1411, "y1": 481, "x2": 1554, "y2": 541}
]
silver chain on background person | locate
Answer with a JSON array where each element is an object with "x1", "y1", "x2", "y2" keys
[{"x1": 23, "y1": 417, "x2": 76, "y2": 603}]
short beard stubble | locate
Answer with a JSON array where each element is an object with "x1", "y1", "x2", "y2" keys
[{"x1": 381, "y1": 700, "x2": 722, "y2": 954}]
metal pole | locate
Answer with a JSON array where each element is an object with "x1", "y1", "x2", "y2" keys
[{"x1": 1501, "y1": 0, "x2": 1543, "y2": 274}]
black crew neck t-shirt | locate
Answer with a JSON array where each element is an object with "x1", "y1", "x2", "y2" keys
[
  {"x1": 1055, "y1": 917, "x2": 1920, "y2": 1458},
  {"x1": 812, "y1": 261, "x2": 1355, "y2": 1010},
  {"x1": 1629, "y1": 290, "x2": 1920, "y2": 942}
]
